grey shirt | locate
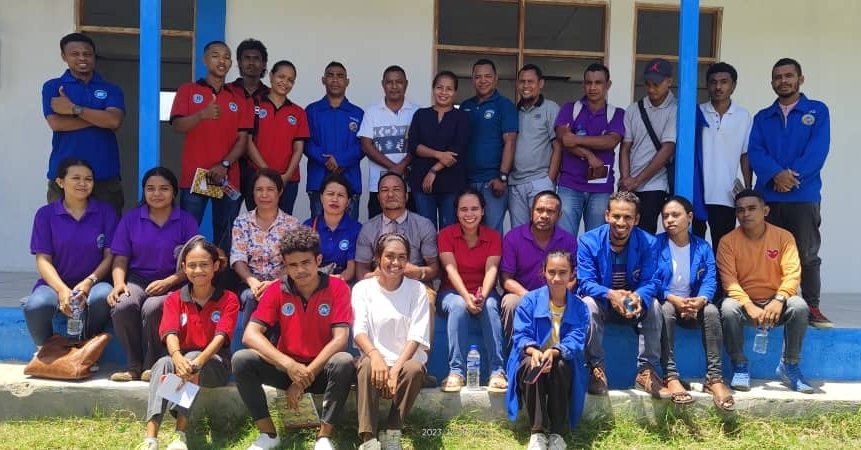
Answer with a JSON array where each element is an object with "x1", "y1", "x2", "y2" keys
[
  {"x1": 511, "y1": 95, "x2": 560, "y2": 185},
  {"x1": 623, "y1": 91, "x2": 678, "y2": 192},
  {"x1": 355, "y1": 211, "x2": 438, "y2": 266}
]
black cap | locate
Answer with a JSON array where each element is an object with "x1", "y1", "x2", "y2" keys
[{"x1": 643, "y1": 58, "x2": 673, "y2": 83}]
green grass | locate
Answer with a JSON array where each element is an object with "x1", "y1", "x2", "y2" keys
[{"x1": 2, "y1": 408, "x2": 861, "y2": 449}]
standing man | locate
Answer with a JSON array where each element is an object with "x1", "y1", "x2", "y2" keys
[
  {"x1": 42, "y1": 33, "x2": 125, "y2": 213},
  {"x1": 305, "y1": 62, "x2": 364, "y2": 220},
  {"x1": 555, "y1": 63, "x2": 625, "y2": 238},
  {"x1": 228, "y1": 38, "x2": 270, "y2": 210},
  {"x1": 170, "y1": 41, "x2": 252, "y2": 252},
  {"x1": 718, "y1": 190, "x2": 812, "y2": 393},
  {"x1": 619, "y1": 58, "x2": 677, "y2": 235},
  {"x1": 233, "y1": 227, "x2": 356, "y2": 450},
  {"x1": 694, "y1": 62, "x2": 752, "y2": 251},
  {"x1": 748, "y1": 58, "x2": 831, "y2": 328},
  {"x1": 358, "y1": 65, "x2": 419, "y2": 217},
  {"x1": 508, "y1": 64, "x2": 560, "y2": 229},
  {"x1": 461, "y1": 59, "x2": 518, "y2": 235}
]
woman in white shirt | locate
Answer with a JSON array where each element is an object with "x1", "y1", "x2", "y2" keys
[{"x1": 352, "y1": 233, "x2": 431, "y2": 450}]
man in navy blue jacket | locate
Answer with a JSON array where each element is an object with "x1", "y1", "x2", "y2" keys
[
  {"x1": 748, "y1": 58, "x2": 831, "y2": 328},
  {"x1": 577, "y1": 191, "x2": 666, "y2": 398}
]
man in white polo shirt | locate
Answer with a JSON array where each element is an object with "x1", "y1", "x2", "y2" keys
[
  {"x1": 694, "y1": 62, "x2": 752, "y2": 250},
  {"x1": 359, "y1": 65, "x2": 419, "y2": 217}
]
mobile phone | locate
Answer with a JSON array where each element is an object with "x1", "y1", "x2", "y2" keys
[{"x1": 525, "y1": 357, "x2": 552, "y2": 384}]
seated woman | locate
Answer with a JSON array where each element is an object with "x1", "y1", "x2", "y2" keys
[
  {"x1": 108, "y1": 167, "x2": 200, "y2": 382},
  {"x1": 506, "y1": 250, "x2": 589, "y2": 450},
  {"x1": 231, "y1": 168, "x2": 300, "y2": 330},
  {"x1": 656, "y1": 196, "x2": 733, "y2": 410},
  {"x1": 24, "y1": 159, "x2": 117, "y2": 346},
  {"x1": 303, "y1": 173, "x2": 361, "y2": 283},
  {"x1": 352, "y1": 233, "x2": 430, "y2": 450},
  {"x1": 438, "y1": 188, "x2": 506, "y2": 393},
  {"x1": 136, "y1": 236, "x2": 239, "y2": 450}
]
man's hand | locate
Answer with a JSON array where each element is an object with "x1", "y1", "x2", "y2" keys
[
  {"x1": 173, "y1": 353, "x2": 195, "y2": 380},
  {"x1": 684, "y1": 297, "x2": 707, "y2": 316},
  {"x1": 422, "y1": 172, "x2": 436, "y2": 194},
  {"x1": 207, "y1": 165, "x2": 228, "y2": 185},
  {"x1": 145, "y1": 278, "x2": 173, "y2": 296},
  {"x1": 743, "y1": 302, "x2": 766, "y2": 327},
  {"x1": 618, "y1": 176, "x2": 640, "y2": 192},
  {"x1": 107, "y1": 282, "x2": 129, "y2": 307},
  {"x1": 370, "y1": 352, "x2": 389, "y2": 393},
  {"x1": 586, "y1": 154, "x2": 605, "y2": 170},
  {"x1": 390, "y1": 160, "x2": 409, "y2": 176},
  {"x1": 284, "y1": 382, "x2": 304, "y2": 409},
  {"x1": 437, "y1": 151, "x2": 458, "y2": 167},
  {"x1": 323, "y1": 154, "x2": 339, "y2": 172},
  {"x1": 465, "y1": 293, "x2": 483, "y2": 315},
  {"x1": 285, "y1": 360, "x2": 314, "y2": 390},
  {"x1": 51, "y1": 86, "x2": 76, "y2": 115},
  {"x1": 772, "y1": 169, "x2": 800, "y2": 192},
  {"x1": 607, "y1": 289, "x2": 629, "y2": 316},
  {"x1": 199, "y1": 94, "x2": 220, "y2": 120},
  {"x1": 762, "y1": 299, "x2": 785, "y2": 328},
  {"x1": 488, "y1": 179, "x2": 506, "y2": 197}
]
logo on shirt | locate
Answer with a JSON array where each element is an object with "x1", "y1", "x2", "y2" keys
[
  {"x1": 801, "y1": 113, "x2": 816, "y2": 126},
  {"x1": 766, "y1": 249, "x2": 779, "y2": 259},
  {"x1": 228, "y1": 102, "x2": 238, "y2": 112},
  {"x1": 211, "y1": 310, "x2": 221, "y2": 323},
  {"x1": 348, "y1": 121, "x2": 359, "y2": 133},
  {"x1": 96, "y1": 233, "x2": 106, "y2": 250},
  {"x1": 282, "y1": 302, "x2": 296, "y2": 317},
  {"x1": 94, "y1": 89, "x2": 108, "y2": 100},
  {"x1": 338, "y1": 239, "x2": 350, "y2": 251},
  {"x1": 180, "y1": 313, "x2": 188, "y2": 327},
  {"x1": 484, "y1": 109, "x2": 495, "y2": 120},
  {"x1": 318, "y1": 303, "x2": 331, "y2": 317},
  {"x1": 697, "y1": 268, "x2": 705, "y2": 281},
  {"x1": 192, "y1": 94, "x2": 204, "y2": 104},
  {"x1": 287, "y1": 115, "x2": 297, "y2": 125},
  {"x1": 632, "y1": 268, "x2": 641, "y2": 282},
  {"x1": 258, "y1": 108, "x2": 268, "y2": 119}
]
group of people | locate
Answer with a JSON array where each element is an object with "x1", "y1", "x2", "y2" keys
[{"x1": 27, "y1": 31, "x2": 831, "y2": 450}]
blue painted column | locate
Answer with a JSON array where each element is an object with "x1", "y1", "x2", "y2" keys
[
  {"x1": 139, "y1": 0, "x2": 161, "y2": 192},
  {"x1": 675, "y1": 0, "x2": 699, "y2": 200}
]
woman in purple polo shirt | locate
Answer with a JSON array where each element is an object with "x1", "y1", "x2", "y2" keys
[
  {"x1": 25, "y1": 158, "x2": 118, "y2": 346},
  {"x1": 107, "y1": 167, "x2": 199, "y2": 382}
]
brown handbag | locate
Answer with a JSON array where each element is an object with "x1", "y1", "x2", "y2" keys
[{"x1": 24, "y1": 333, "x2": 112, "y2": 380}]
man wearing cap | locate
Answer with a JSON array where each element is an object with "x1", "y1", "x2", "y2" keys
[
  {"x1": 748, "y1": 58, "x2": 832, "y2": 328},
  {"x1": 619, "y1": 58, "x2": 677, "y2": 235}
]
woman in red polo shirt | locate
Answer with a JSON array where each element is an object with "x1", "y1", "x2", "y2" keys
[
  {"x1": 246, "y1": 60, "x2": 310, "y2": 214},
  {"x1": 135, "y1": 236, "x2": 239, "y2": 450},
  {"x1": 438, "y1": 188, "x2": 506, "y2": 393}
]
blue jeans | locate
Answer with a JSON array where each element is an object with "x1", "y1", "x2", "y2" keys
[
  {"x1": 412, "y1": 191, "x2": 457, "y2": 230},
  {"x1": 244, "y1": 181, "x2": 299, "y2": 215},
  {"x1": 557, "y1": 186, "x2": 610, "y2": 240},
  {"x1": 439, "y1": 289, "x2": 505, "y2": 378},
  {"x1": 180, "y1": 189, "x2": 243, "y2": 252},
  {"x1": 471, "y1": 182, "x2": 508, "y2": 236},
  {"x1": 309, "y1": 191, "x2": 360, "y2": 221},
  {"x1": 508, "y1": 176, "x2": 555, "y2": 229},
  {"x1": 23, "y1": 282, "x2": 112, "y2": 346}
]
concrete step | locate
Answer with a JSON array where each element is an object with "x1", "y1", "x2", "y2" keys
[{"x1": 1, "y1": 362, "x2": 859, "y2": 423}]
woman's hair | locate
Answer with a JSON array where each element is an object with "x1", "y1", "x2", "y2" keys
[
  {"x1": 252, "y1": 168, "x2": 284, "y2": 193},
  {"x1": 455, "y1": 186, "x2": 485, "y2": 211},
  {"x1": 270, "y1": 59, "x2": 296, "y2": 76},
  {"x1": 373, "y1": 233, "x2": 411, "y2": 264},
  {"x1": 433, "y1": 70, "x2": 458, "y2": 91},
  {"x1": 56, "y1": 158, "x2": 94, "y2": 180},
  {"x1": 321, "y1": 172, "x2": 354, "y2": 198},
  {"x1": 543, "y1": 249, "x2": 574, "y2": 271},
  {"x1": 664, "y1": 195, "x2": 694, "y2": 214},
  {"x1": 141, "y1": 166, "x2": 179, "y2": 200},
  {"x1": 176, "y1": 235, "x2": 227, "y2": 275}
]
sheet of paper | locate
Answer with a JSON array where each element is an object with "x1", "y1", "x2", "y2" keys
[
  {"x1": 156, "y1": 373, "x2": 200, "y2": 409},
  {"x1": 276, "y1": 392, "x2": 320, "y2": 429},
  {"x1": 587, "y1": 165, "x2": 611, "y2": 184}
]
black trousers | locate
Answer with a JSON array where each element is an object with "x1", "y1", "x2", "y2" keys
[
  {"x1": 635, "y1": 190, "x2": 667, "y2": 235},
  {"x1": 692, "y1": 204, "x2": 737, "y2": 251},
  {"x1": 516, "y1": 354, "x2": 572, "y2": 435},
  {"x1": 766, "y1": 202, "x2": 822, "y2": 307}
]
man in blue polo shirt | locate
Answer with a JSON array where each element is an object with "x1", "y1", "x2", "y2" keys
[
  {"x1": 305, "y1": 62, "x2": 364, "y2": 220},
  {"x1": 748, "y1": 58, "x2": 832, "y2": 328},
  {"x1": 461, "y1": 59, "x2": 518, "y2": 235},
  {"x1": 42, "y1": 33, "x2": 125, "y2": 213}
]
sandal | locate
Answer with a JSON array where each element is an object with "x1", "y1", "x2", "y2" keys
[
  {"x1": 110, "y1": 370, "x2": 141, "y2": 382},
  {"x1": 487, "y1": 372, "x2": 508, "y2": 393},
  {"x1": 665, "y1": 377, "x2": 695, "y2": 405},
  {"x1": 704, "y1": 377, "x2": 736, "y2": 412},
  {"x1": 440, "y1": 373, "x2": 464, "y2": 393}
]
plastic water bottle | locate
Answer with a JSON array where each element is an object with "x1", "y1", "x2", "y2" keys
[
  {"x1": 66, "y1": 290, "x2": 83, "y2": 338},
  {"x1": 221, "y1": 179, "x2": 241, "y2": 200},
  {"x1": 753, "y1": 327, "x2": 769, "y2": 354},
  {"x1": 624, "y1": 297, "x2": 635, "y2": 313},
  {"x1": 466, "y1": 345, "x2": 481, "y2": 390}
]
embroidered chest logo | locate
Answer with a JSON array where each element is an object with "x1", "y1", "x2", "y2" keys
[
  {"x1": 288, "y1": 115, "x2": 297, "y2": 125},
  {"x1": 801, "y1": 113, "x2": 815, "y2": 126},
  {"x1": 632, "y1": 268, "x2": 641, "y2": 282},
  {"x1": 282, "y1": 303, "x2": 296, "y2": 317},
  {"x1": 94, "y1": 89, "x2": 108, "y2": 99},
  {"x1": 258, "y1": 108, "x2": 268, "y2": 119},
  {"x1": 228, "y1": 102, "x2": 238, "y2": 112},
  {"x1": 192, "y1": 94, "x2": 204, "y2": 104},
  {"x1": 766, "y1": 249, "x2": 779, "y2": 259},
  {"x1": 211, "y1": 310, "x2": 221, "y2": 323},
  {"x1": 697, "y1": 268, "x2": 705, "y2": 281},
  {"x1": 348, "y1": 121, "x2": 359, "y2": 133},
  {"x1": 96, "y1": 233, "x2": 106, "y2": 249},
  {"x1": 318, "y1": 303, "x2": 331, "y2": 317},
  {"x1": 484, "y1": 109, "x2": 495, "y2": 120},
  {"x1": 338, "y1": 239, "x2": 350, "y2": 251},
  {"x1": 180, "y1": 313, "x2": 188, "y2": 327}
]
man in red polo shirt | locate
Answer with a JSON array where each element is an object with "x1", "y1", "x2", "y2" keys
[
  {"x1": 170, "y1": 40, "x2": 253, "y2": 252},
  {"x1": 232, "y1": 226, "x2": 354, "y2": 450}
]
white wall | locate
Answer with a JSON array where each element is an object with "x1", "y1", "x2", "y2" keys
[{"x1": 0, "y1": 0, "x2": 75, "y2": 271}]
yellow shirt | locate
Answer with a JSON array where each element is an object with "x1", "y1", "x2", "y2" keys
[{"x1": 543, "y1": 302, "x2": 566, "y2": 349}]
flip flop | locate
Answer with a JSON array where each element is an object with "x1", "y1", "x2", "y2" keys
[
  {"x1": 440, "y1": 374, "x2": 464, "y2": 393},
  {"x1": 487, "y1": 373, "x2": 508, "y2": 393}
]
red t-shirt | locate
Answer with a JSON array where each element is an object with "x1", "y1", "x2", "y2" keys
[
  {"x1": 159, "y1": 286, "x2": 240, "y2": 351},
  {"x1": 252, "y1": 97, "x2": 310, "y2": 181},
  {"x1": 170, "y1": 79, "x2": 254, "y2": 189},
  {"x1": 438, "y1": 224, "x2": 502, "y2": 293},
  {"x1": 251, "y1": 274, "x2": 353, "y2": 363}
]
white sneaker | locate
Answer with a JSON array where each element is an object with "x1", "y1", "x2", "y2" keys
[
  {"x1": 134, "y1": 439, "x2": 158, "y2": 450},
  {"x1": 358, "y1": 438, "x2": 382, "y2": 450},
  {"x1": 89, "y1": 364, "x2": 100, "y2": 373},
  {"x1": 548, "y1": 433, "x2": 567, "y2": 450},
  {"x1": 165, "y1": 432, "x2": 188, "y2": 450},
  {"x1": 314, "y1": 436, "x2": 335, "y2": 450},
  {"x1": 527, "y1": 432, "x2": 549, "y2": 450},
  {"x1": 384, "y1": 430, "x2": 402, "y2": 450},
  {"x1": 246, "y1": 433, "x2": 281, "y2": 450}
]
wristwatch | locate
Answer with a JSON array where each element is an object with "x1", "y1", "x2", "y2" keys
[
  {"x1": 498, "y1": 172, "x2": 508, "y2": 183},
  {"x1": 86, "y1": 275, "x2": 99, "y2": 285},
  {"x1": 221, "y1": 159, "x2": 231, "y2": 169},
  {"x1": 774, "y1": 294, "x2": 787, "y2": 304},
  {"x1": 72, "y1": 105, "x2": 83, "y2": 117}
]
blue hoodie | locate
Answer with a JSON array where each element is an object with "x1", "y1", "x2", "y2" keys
[
  {"x1": 748, "y1": 94, "x2": 830, "y2": 202},
  {"x1": 576, "y1": 224, "x2": 659, "y2": 309},
  {"x1": 304, "y1": 96, "x2": 365, "y2": 194},
  {"x1": 652, "y1": 231, "x2": 717, "y2": 302},
  {"x1": 506, "y1": 286, "x2": 589, "y2": 427}
]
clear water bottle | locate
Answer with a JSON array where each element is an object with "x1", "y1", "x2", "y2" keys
[
  {"x1": 624, "y1": 297, "x2": 635, "y2": 313},
  {"x1": 753, "y1": 327, "x2": 768, "y2": 354},
  {"x1": 466, "y1": 345, "x2": 481, "y2": 390},
  {"x1": 66, "y1": 290, "x2": 83, "y2": 338},
  {"x1": 221, "y1": 179, "x2": 241, "y2": 200}
]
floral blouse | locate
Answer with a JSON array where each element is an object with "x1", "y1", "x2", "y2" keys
[{"x1": 230, "y1": 209, "x2": 300, "y2": 281}]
